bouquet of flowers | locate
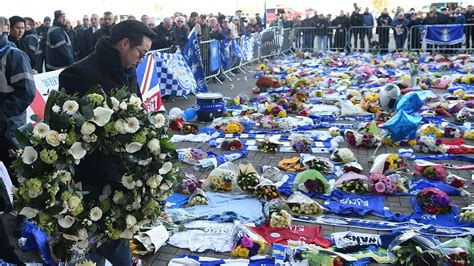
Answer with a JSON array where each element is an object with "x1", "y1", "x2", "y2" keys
[
  {"x1": 345, "y1": 130, "x2": 382, "y2": 149},
  {"x1": 231, "y1": 230, "x2": 266, "y2": 258},
  {"x1": 292, "y1": 77, "x2": 311, "y2": 89},
  {"x1": 265, "y1": 199, "x2": 292, "y2": 228},
  {"x1": 286, "y1": 192, "x2": 324, "y2": 217},
  {"x1": 301, "y1": 156, "x2": 334, "y2": 173},
  {"x1": 291, "y1": 135, "x2": 313, "y2": 153},
  {"x1": 418, "y1": 124, "x2": 444, "y2": 138},
  {"x1": 459, "y1": 204, "x2": 474, "y2": 222},
  {"x1": 169, "y1": 117, "x2": 185, "y2": 131},
  {"x1": 388, "y1": 232, "x2": 444, "y2": 266},
  {"x1": 446, "y1": 173, "x2": 466, "y2": 188},
  {"x1": 293, "y1": 170, "x2": 330, "y2": 195},
  {"x1": 384, "y1": 170, "x2": 411, "y2": 194},
  {"x1": 414, "y1": 135, "x2": 448, "y2": 154},
  {"x1": 329, "y1": 127, "x2": 341, "y2": 137},
  {"x1": 176, "y1": 173, "x2": 199, "y2": 195},
  {"x1": 224, "y1": 121, "x2": 244, "y2": 134},
  {"x1": 334, "y1": 172, "x2": 369, "y2": 194},
  {"x1": 226, "y1": 95, "x2": 249, "y2": 107},
  {"x1": 414, "y1": 161, "x2": 446, "y2": 181},
  {"x1": 187, "y1": 188, "x2": 208, "y2": 206},
  {"x1": 260, "y1": 115, "x2": 275, "y2": 129},
  {"x1": 275, "y1": 118, "x2": 297, "y2": 131},
  {"x1": 343, "y1": 162, "x2": 363, "y2": 174},
  {"x1": 264, "y1": 104, "x2": 287, "y2": 118},
  {"x1": 257, "y1": 136, "x2": 283, "y2": 153},
  {"x1": 287, "y1": 100, "x2": 305, "y2": 114},
  {"x1": 261, "y1": 166, "x2": 284, "y2": 183},
  {"x1": 456, "y1": 108, "x2": 472, "y2": 123},
  {"x1": 221, "y1": 139, "x2": 243, "y2": 151},
  {"x1": 464, "y1": 130, "x2": 474, "y2": 140},
  {"x1": 416, "y1": 188, "x2": 453, "y2": 215},
  {"x1": 255, "y1": 179, "x2": 280, "y2": 201},
  {"x1": 12, "y1": 88, "x2": 180, "y2": 260},
  {"x1": 330, "y1": 148, "x2": 356, "y2": 164},
  {"x1": 370, "y1": 153, "x2": 407, "y2": 174},
  {"x1": 182, "y1": 148, "x2": 208, "y2": 164},
  {"x1": 278, "y1": 157, "x2": 304, "y2": 172},
  {"x1": 254, "y1": 76, "x2": 280, "y2": 93},
  {"x1": 368, "y1": 174, "x2": 398, "y2": 195},
  {"x1": 203, "y1": 162, "x2": 240, "y2": 193},
  {"x1": 443, "y1": 126, "x2": 463, "y2": 138},
  {"x1": 237, "y1": 163, "x2": 260, "y2": 193},
  {"x1": 180, "y1": 123, "x2": 198, "y2": 134}
]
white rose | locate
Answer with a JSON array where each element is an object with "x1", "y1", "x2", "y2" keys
[
  {"x1": 28, "y1": 186, "x2": 43, "y2": 199},
  {"x1": 46, "y1": 130, "x2": 60, "y2": 147},
  {"x1": 147, "y1": 139, "x2": 161, "y2": 155},
  {"x1": 113, "y1": 191, "x2": 124, "y2": 204},
  {"x1": 80, "y1": 122, "x2": 96, "y2": 136},
  {"x1": 68, "y1": 196, "x2": 81, "y2": 210},
  {"x1": 126, "y1": 214, "x2": 137, "y2": 228},
  {"x1": 129, "y1": 95, "x2": 143, "y2": 111},
  {"x1": 119, "y1": 101, "x2": 128, "y2": 110},
  {"x1": 110, "y1": 97, "x2": 120, "y2": 111},
  {"x1": 52, "y1": 104, "x2": 61, "y2": 113}
]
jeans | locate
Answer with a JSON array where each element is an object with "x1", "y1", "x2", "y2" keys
[
  {"x1": 89, "y1": 240, "x2": 131, "y2": 266},
  {"x1": 315, "y1": 35, "x2": 327, "y2": 52}
]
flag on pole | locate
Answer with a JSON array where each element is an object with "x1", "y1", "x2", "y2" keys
[
  {"x1": 183, "y1": 31, "x2": 208, "y2": 93},
  {"x1": 154, "y1": 50, "x2": 197, "y2": 97},
  {"x1": 136, "y1": 53, "x2": 163, "y2": 112}
]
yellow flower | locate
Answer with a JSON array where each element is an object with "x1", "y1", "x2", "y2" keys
[
  {"x1": 464, "y1": 130, "x2": 474, "y2": 140},
  {"x1": 232, "y1": 246, "x2": 250, "y2": 258},
  {"x1": 407, "y1": 139, "x2": 417, "y2": 147},
  {"x1": 257, "y1": 240, "x2": 265, "y2": 253},
  {"x1": 266, "y1": 104, "x2": 273, "y2": 113},
  {"x1": 278, "y1": 110, "x2": 287, "y2": 118},
  {"x1": 256, "y1": 64, "x2": 266, "y2": 71}
]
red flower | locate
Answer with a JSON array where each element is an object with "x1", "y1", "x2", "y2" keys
[{"x1": 427, "y1": 207, "x2": 441, "y2": 214}]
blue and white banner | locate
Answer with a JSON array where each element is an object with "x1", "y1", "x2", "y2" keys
[
  {"x1": 220, "y1": 38, "x2": 231, "y2": 70},
  {"x1": 231, "y1": 39, "x2": 242, "y2": 60},
  {"x1": 183, "y1": 31, "x2": 208, "y2": 93},
  {"x1": 242, "y1": 35, "x2": 254, "y2": 61},
  {"x1": 424, "y1": 24, "x2": 464, "y2": 45},
  {"x1": 154, "y1": 50, "x2": 197, "y2": 97},
  {"x1": 209, "y1": 40, "x2": 220, "y2": 72}
]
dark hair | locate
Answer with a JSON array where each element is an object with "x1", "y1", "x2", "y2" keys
[
  {"x1": 9, "y1": 16, "x2": 25, "y2": 29},
  {"x1": 199, "y1": 14, "x2": 207, "y2": 19},
  {"x1": 23, "y1": 17, "x2": 35, "y2": 27},
  {"x1": 104, "y1": 11, "x2": 113, "y2": 17},
  {"x1": 190, "y1": 12, "x2": 198, "y2": 18},
  {"x1": 110, "y1": 20, "x2": 156, "y2": 47}
]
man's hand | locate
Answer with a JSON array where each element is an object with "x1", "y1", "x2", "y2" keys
[{"x1": 8, "y1": 149, "x2": 19, "y2": 158}]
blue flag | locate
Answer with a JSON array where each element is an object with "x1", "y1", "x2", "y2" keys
[
  {"x1": 220, "y1": 38, "x2": 231, "y2": 70},
  {"x1": 231, "y1": 39, "x2": 242, "y2": 60},
  {"x1": 183, "y1": 31, "x2": 208, "y2": 93},
  {"x1": 154, "y1": 50, "x2": 197, "y2": 97},
  {"x1": 209, "y1": 40, "x2": 220, "y2": 72},
  {"x1": 424, "y1": 25, "x2": 464, "y2": 45}
]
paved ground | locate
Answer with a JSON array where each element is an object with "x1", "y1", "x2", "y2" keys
[{"x1": 5, "y1": 62, "x2": 473, "y2": 265}]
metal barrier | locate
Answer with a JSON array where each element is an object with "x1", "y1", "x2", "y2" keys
[
  {"x1": 409, "y1": 24, "x2": 474, "y2": 53},
  {"x1": 292, "y1": 27, "x2": 346, "y2": 52},
  {"x1": 260, "y1": 27, "x2": 281, "y2": 58},
  {"x1": 199, "y1": 40, "x2": 222, "y2": 84},
  {"x1": 280, "y1": 28, "x2": 292, "y2": 53},
  {"x1": 329, "y1": 26, "x2": 348, "y2": 51}
]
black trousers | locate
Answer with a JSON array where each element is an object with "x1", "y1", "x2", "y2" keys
[{"x1": 0, "y1": 217, "x2": 24, "y2": 265}]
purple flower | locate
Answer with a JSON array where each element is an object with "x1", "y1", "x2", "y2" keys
[
  {"x1": 240, "y1": 235, "x2": 254, "y2": 248},
  {"x1": 432, "y1": 194, "x2": 450, "y2": 206},
  {"x1": 248, "y1": 242, "x2": 261, "y2": 256}
]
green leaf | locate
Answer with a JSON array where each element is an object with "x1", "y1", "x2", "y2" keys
[
  {"x1": 73, "y1": 113, "x2": 86, "y2": 127},
  {"x1": 30, "y1": 114, "x2": 41, "y2": 122},
  {"x1": 15, "y1": 123, "x2": 33, "y2": 146},
  {"x1": 43, "y1": 90, "x2": 61, "y2": 123},
  {"x1": 160, "y1": 139, "x2": 174, "y2": 150},
  {"x1": 81, "y1": 105, "x2": 94, "y2": 120}
]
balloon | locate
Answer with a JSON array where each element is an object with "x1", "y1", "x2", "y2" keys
[
  {"x1": 383, "y1": 111, "x2": 422, "y2": 142},
  {"x1": 182, "y1": 108, "x2": 197, "y2": 121},
  {"x1": 379, "y1": 83, "x2": 401, "y2": 112},
  {"x1": 169, "y1": 107, "x2": 183, "y2": 119}
]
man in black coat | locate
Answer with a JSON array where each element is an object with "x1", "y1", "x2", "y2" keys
[
  {"x1": 81, "y1": 14, "x2": 100, "y2": 56},
  {"x1": 350, "y1": 7, "x2": 364, "y2": 50},
  {"x1": 58, "y1": 20, "x2": 156, "y2": 266},
  {"x1": 151, "y1": 17, "x2": 174, "y2": 50},
  {"x1": 91, "y1": 11, "x2": 114, "y2": 50}
]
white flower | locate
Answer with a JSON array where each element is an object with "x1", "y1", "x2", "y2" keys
[
  {"x1": 154, "y1": 113, "x2": 166, "y2": 128},
  {"x1": 28, "y1": 185, "x2": 43, "y2": 198},
  {"x1": 159, "y1": 153, "x2": 167, "y2": 160},
  {"x1": 58, "y1": 215, "x2": 75, "y2": 228},
  {"x1": 125, "y1": 142, "x2": 143, "y2": 153},
  {"x1": 19, "y1": 207, "x2": 39, "y2": 219},
  {"x1": 68, "y1": 196, "x2": 81, "y2": 209},
  {"x1": 53, "y1": 170, "x2": 72, "y2": 184},
  {"x1": 159, "y1": 162, "x2": 173, "y2": 175},
  {"x1": 91, "y1": 107, "x2": 114, "y2": 127},
  {"x1": 129, "y1": 95, "x2": 143, "y2": 111},
  {"x1": 146, "y1": 175, "x2": 162, "y2": 189},
  {"x1": 44, "y1": 130, "x2": 60, "y2": 147},
  {"x1": 159, "y1": 182, "x2": 170, "y2": 191},
  {"x1": 126, "y1": 214, "x2": 137, "y2": 228},
  {"x1": 89, "y1": 207, "x2": 103, "y2": 221},
  {"x1": 112, "y1": 191, "x2": 124, "y2": 204},
  {"x1": 119, "y1": 101, "x2": 128, "y2": 110},
  {"x1": 138, "y1": 158, "x2": 152, "y2": 166},
  {"x1": 125, "y1": 117, "x2": 140, "y2": 134},
  {"x1": 147, "y1": 139, "x2": 161, "y2": 155},
  {"x1": 33, "y1": 123, "x2": 50, "y2": 138},
  {"x1": 69, "y1": 142, "x2": 87, "y2": 160},
  {"x1": 63, "y1": 100, "x2": 79, "y2": 115},
  {"x1": 58, "y1": 133, "x2": 67, "y2": 142},
  {"x1": 80, "y1": 122, "x2": 96, "y2": 136},
  {"x1": 110, "y1": 97, "x2": 120, "y2": 111},
  {"x1": 114, "y1": 119, "x2": 127, "y2": 134},
  {"x1": 122, "y1": 174, "x2": 136, "y2": 190},
  {"x1": 52, "y1": 104, "x2": 61, "y2": 113},
  {"x1": 22, "y1": 146, "x2": 38, "y2": 165}
]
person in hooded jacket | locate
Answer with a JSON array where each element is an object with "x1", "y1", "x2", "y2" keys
[
  {"x1": 58, "y1": 20, "x2": 156, "y2": 266},
  {"x1": 21, "y1": 17, "x2": 42, "y2": 73},
  {"x1": 45, "y1": 10, "x2": 73, "y2": 71}
]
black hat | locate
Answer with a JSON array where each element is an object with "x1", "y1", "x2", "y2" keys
[
  {"x1": 44, "y1": 16, "x2": 51, "y2": 22},
  {"x1": 54, "y1": 10, "x2": 65, "y2": 20}
]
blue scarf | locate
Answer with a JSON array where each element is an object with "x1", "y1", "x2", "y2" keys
[{"x1": 21, "y1": 221, "x2": 56, "y2": 265}]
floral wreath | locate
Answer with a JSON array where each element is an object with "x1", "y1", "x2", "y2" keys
[{"x1": 13, "y1": 88, "x2": 180, "y2": 261}]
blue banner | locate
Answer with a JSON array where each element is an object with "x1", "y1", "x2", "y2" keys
[
  {"x1": 231, "y1": 39, "x2": 242, "y2": 60},
  {"x1": 424, "y1": 24, "x2": 464, "y2": 45},
  {"x1": 209, "y1": 40, "x2": 220, "y2": 72},
  {"x1": 220, "y1": 38, "x2": 231, "y2": 70},
  {"x1": 183, "y1": 31, "x2": 208, "y2": 93}
]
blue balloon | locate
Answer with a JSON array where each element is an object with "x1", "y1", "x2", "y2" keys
[
  {"x1": 383, "y1": 111, "x2": 422, "y2": 142},
  {"x1": 182, "y1": 107, "x2": 197, "y2": 121}
]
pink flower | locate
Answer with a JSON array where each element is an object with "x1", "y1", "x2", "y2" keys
[
  {"x1": 374, "y1": 182, "x2": 386, "y2": 193},
  {"x1": 240, "y1": 235, "x2": 254, "y2": 248}
]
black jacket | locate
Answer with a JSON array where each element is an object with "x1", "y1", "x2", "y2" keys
[
  {"x1": 58, "y1": 37, "x2": 140, "y2": 191},
  {"x1": 350, "y1": 12, "x2": 364, "y2": 27},
  {"x1": 173, "y1": 25, "x2": 189, "y2": 48},
  {"x1": 315, "y1": 17, "x2": 329, "y2": 36},
  {"x1": 151, "y1": 23, "x2": 174, "y2": 50},
  {"x1": 74, "y1": 26, "x2": 89, "y2": 60},
  {"x1": 59, "y1": 36, "x2": 139, "y2": 97},
  {"x1": 45, "y1": 21, "x2": 74, "y2": 71},
  {"x1": 20, "y1": 30, "x2": 43, "y2": 72},
  {"x1": 424, "y1": 16, "x2": 438, "y2": 25},
  {"x1": 92, "y1": 25, "x2": 112, "y2": 51},
  {"x1": 333, "y1": 15, "x2": 350, "y2": 29},
  {"x1": 437, "y1": 13, "x2": 451, "y2": 25}
]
